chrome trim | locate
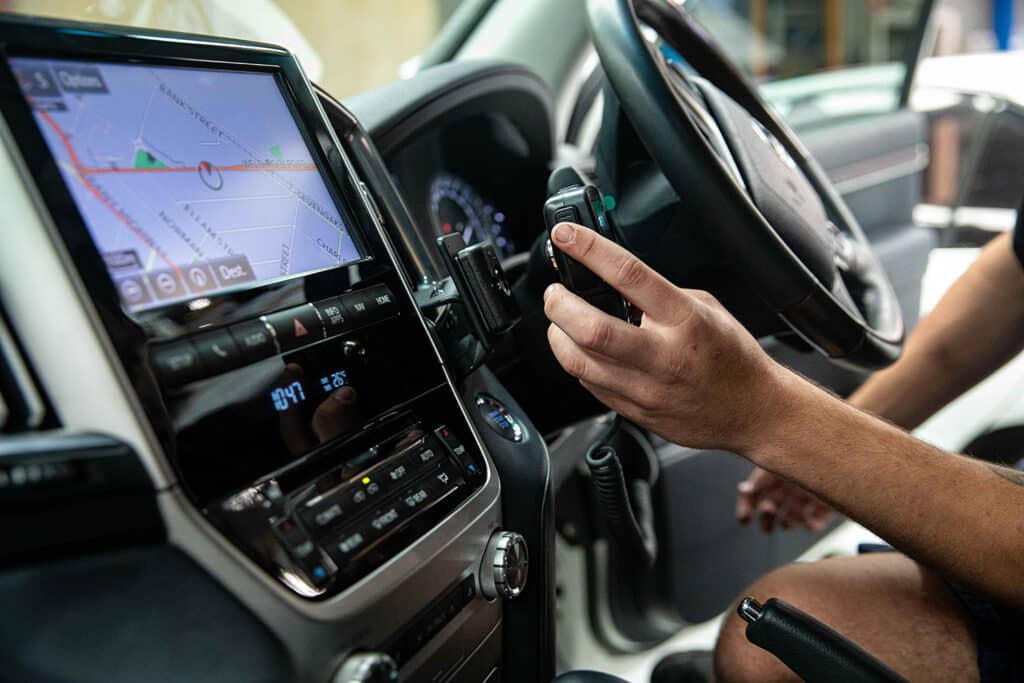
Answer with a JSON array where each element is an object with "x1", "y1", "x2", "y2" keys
[
  {"x1": 831, "y1": 144, "x2": 929, "y2": 196},
  {"x1": 913, "y1": 203, "x2": 1018, "y2": 233},
  {"x1": 737, "y1": 597, "x2": 764, "y2": 624}
]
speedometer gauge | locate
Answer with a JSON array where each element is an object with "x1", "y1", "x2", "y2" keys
[{"x1": 429, "y1": 173, "x2": 515, "y2": 258}]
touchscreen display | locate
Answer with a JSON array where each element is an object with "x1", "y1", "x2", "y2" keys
[{"x1": 9, "y1": 57, "x2": 366, "y2": 311}]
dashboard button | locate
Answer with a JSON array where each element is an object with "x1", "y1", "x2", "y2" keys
[
  {"x1": 368, "y1": 504, "x2": 403, "y2": 535},
  {"x1": 273, "y1": 517, "x2": 314, "y2": 558},
  {"x1": 334, "y1": 526, "x2": 372, "y2": 559},
  {"x1": 398, "y1": 466, "x2": 458, "y2": 513},
  {"x1": 192, "y1": 328, "x2": 242, "y2": 375},
  {"x1": 343, "y1": 284, "x2": 398, "y2": 329},
  {"x1": 343, "y1": 473, "x2": 384, "y2": 509},
  {"x1": 299, "y1": 490, "x2": 347, "y2": 532},
  {"x1": 313, "y1": 296, "x2": 350, "y2": 337},
  {"x1": 382, "y1": 457, "x2": 412, "y2": 487},
  {"x1": 434, "y1": 425, "x2": 466, "y2": 457},
  {"x1": 407, "y1": 446, "x2": 438, "y2": 471},
  {"x1": 229, "y1": 319, "x2": 277, "y2": 361},
  {"x1": 263, "y1": 303, "x2": 325, "y2": 352},
  {"x1": 152, "y1": 340, "x2": 204, "y2": 386},
  {"x1": 435, "y1": 425, "x2": 480, "y2": 476},
  {"x1": 274, "y1": 517, "x2": 336, "y2": 588},
  {"x1": 476, "y1": 394, "x2": 525, "y2": 442}
]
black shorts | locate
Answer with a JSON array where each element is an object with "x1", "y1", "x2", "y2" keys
[{"x1": 860, "y1": 544, "x2": 1024, "y2": 682}]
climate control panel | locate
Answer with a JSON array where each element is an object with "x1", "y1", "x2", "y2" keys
[{"x1": 208, "y1": 411, "x2": 486, "y2": 597}]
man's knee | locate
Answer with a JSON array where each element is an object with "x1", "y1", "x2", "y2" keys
[
  {"x1": 714, "y1": 563, "x2": 807, "y2": 683},
  {"x1": 713, "y1": 554, "x2": 979, "y2": 683}
]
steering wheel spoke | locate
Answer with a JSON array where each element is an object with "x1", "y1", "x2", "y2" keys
[
  {"x1": 663, "y1": 62, "x2": 749, "y2": 195},
  {"x1": 587, "y1": 0, "x2": 905, "y2": 369}
]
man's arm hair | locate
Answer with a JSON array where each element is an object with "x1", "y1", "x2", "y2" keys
[
  {"x1": 745, "y1": 232, "x2": 1024, "y2": 606},
  {"x1": 754, "y1": 373, "x2": 1024, "y2": 609},
  {"x1": 850, "y1": 232, "x2": 1024, "y2": 430}
]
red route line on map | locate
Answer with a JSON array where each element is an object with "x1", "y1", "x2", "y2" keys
[
  {"x1": 38, "y1": 110, "x2": 315, "y2": 282},
  {"x1": 38, "y1": 109, "x2": 185, "y2": 278}
]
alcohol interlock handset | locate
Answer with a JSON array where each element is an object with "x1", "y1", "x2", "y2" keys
[{"x1": 544, "y1": 167, "x2": 657, "y2": 568}]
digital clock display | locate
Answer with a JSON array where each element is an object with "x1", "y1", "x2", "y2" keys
[{"x1": 271, "y1": 368, "x2": 349, "y2": 413}]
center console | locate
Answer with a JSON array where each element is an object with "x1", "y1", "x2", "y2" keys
[{"x1": 0, "y1": 16, "x2": 507, "y2": 681}]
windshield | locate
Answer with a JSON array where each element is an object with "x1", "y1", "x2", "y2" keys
[
  {"x1": 684, "y1": 0, "x2": 926, "y2": 82},
  {"x1": 4, "y1": 0, "x2": 474, "y2": 98}
]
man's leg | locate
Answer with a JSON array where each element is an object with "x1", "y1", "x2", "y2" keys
[{"x1": 714, "y1": 553, "x2": 979, "y2": 682}]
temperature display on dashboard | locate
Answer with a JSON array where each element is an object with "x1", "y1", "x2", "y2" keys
[{"x1": 429, "y1": 173, "x2": 515, "y2": 258}]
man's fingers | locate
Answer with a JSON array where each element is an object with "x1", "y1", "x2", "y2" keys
[
  {"x1": 550, "y1": 223, "x2": 693, "y2": 323},
  {"x1": 579, "y1": 380, "x2": 639, "y2": 421},
  {"x1": 736, "y1": 490, "x2": 755, "y2": 524},
  {"x1": 544, "y1": 283, "x2": 653, "y2": 368},
  {"x1": 804, "y1": 501, "x2": 834, "y2": 530},
  {"x1": 547, "y1": 324, "x2": 660, "y2": 403},
  {"x1": 757, "y1": 499, "x2": 778, "y2": 533}
]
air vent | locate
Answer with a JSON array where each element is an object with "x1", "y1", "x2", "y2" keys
[{"x1": 0, "y1": 312, "x2": 45, "y2": 433}]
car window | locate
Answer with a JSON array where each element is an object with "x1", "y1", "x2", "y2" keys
[
  {"x1": 3, "y1": 0, "x2": 474, "y2": 99},
  {"x1": 684, "y1": 0, "x2": 929, "y2": 127}
]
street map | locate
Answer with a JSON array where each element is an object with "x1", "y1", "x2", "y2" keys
[{"x1": 11, "y1": 57, "x2": 364, "y2": 311}]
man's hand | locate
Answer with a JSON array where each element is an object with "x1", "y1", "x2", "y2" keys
[
  {"x1": 736, "y1": 467, "x2": 835, "y2": 532},
  {"x1": 543, "y1": 222, "x2": 794, "y2": 454}
]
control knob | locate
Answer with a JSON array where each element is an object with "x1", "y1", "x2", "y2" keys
[
  {"x1": 333, "y1": 652, "x2": 398, "y2": 683},
  {"x1": 480, "y1": 530, "x2": 528, "y2": 600}
]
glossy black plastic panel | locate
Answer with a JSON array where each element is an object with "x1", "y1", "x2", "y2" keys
[{"x1": 0, "y1": 15, "x2": 489, "y2": 599}]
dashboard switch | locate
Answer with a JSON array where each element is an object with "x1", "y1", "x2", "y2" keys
[
  {"x1": 229, "y1": 319, "x2": 277, "y2": 361},
  {"x1": 481, "y1": 530, "x2": 528, "y2": 600},
  {"x1": 475, "y1": 394, "x2": 525, "y2": 442},
  {"x1": 434, "y1": 425, "x2": 480, "y2": 475},
  {"x1": 273, "y1": 517, "x2": 336, "y2": 588},
  {"x1": 299, "y1": 489, "x2": 347, "y2": 532},
  {"x1": 151, "y1": 340, "x2": 204, "y2": 387},
  {"x1": 192, "y1": 328, "x2": 242, "y2": 375},
  {"x1": 313, "y1": 296, "x2": 351, "y2": 337},
  {"x1": 263, "y1": 303, "x2": 325, "y2": 352},
  {"x1": 344, "y1": 284, "x2": 398, "y2": 329}
]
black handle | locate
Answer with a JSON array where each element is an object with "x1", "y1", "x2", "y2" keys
[{"x1": 740, "y1": 597, "x2": 907, "y2": 683}]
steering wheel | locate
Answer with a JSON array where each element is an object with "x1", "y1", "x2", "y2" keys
[{"x1": 587, "y1": 0, "x2": 904, "y2": 370}]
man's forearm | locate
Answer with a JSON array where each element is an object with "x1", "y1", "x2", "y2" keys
[
  {"x1": 850, "y1": 233, "x2": 1024, "y2": 429},
  {"x1": 753, "y1": 371, "x2": 1024, "y2": 607}
]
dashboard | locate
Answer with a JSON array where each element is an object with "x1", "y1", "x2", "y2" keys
[
  {"x1": 0, "y1": 15, "x2": 556, "y2": 683},
  {"x1": 387, "y1": 113, "x2": 549, "y2": 279}
]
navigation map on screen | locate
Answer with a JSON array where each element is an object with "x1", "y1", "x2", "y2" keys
[{"x1": 10, "y1": 57, "x2": 365, "y2": 311}]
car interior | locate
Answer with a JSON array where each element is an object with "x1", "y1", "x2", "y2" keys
[{"x1": 0, "y1": 0, "x2": 958, "y2": 681}]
